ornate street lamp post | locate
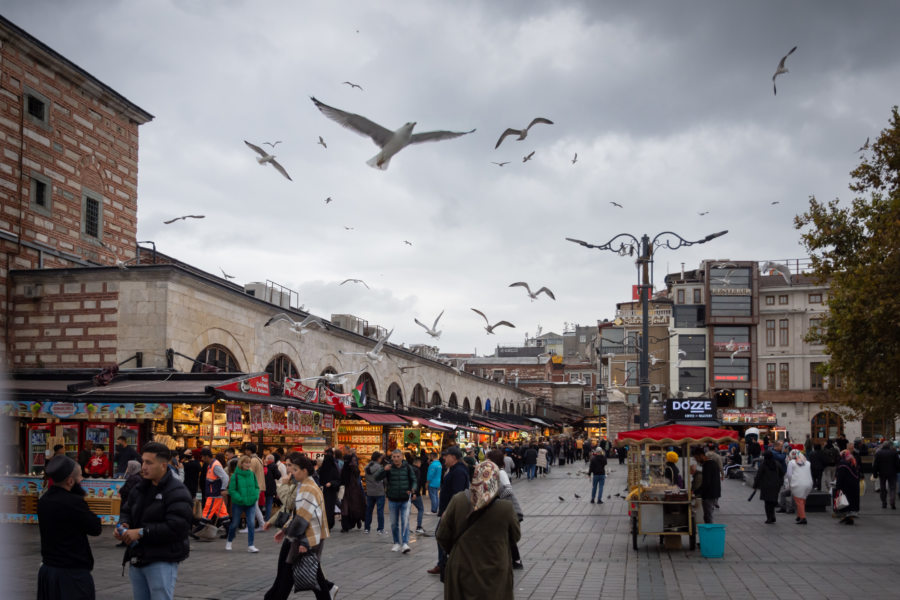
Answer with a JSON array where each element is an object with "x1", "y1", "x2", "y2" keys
[{"x1": 567, "y1": 230, "x2": 727, "y2": 428}]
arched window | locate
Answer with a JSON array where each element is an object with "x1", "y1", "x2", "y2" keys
[
  {"x1": 265, "y1": 355, "x2": 298, "y2": 383},
  {"x1": 354, "y1": 373, "x2": 378, "y2": 404},
  {"x1": 192, "y1": 344, "x2": 240, "y2": 373},
  {"x1": 474, "y1": 397, "x2": 482, "y2": 414},
  {"x1": 411, "y1": 384, "x2": 426, "y2": 408},
  {"x1": 462, "y1": 397, "x2": 471, "y2": 412},
  {"x1": 431, "y1": 391, "x2": 442, "y2": 407},
  {"x1": 861, "y1": 412, "x2": 893, "y2": 442},
  {"x1": 386, "y1": 382, "x2": 404, "y2": 408},
  {"x1": 448, "y1": 393, "x2": 459, "y2": 409},
  {"x1": 811, "y1": 411, "x2": 843, "y2": 445}
]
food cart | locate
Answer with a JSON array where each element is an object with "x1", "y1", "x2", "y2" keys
[{"x1": 616, "y1": 424, "x2": 738, "y2": 551}]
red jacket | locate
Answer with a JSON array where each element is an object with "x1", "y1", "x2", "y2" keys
[{"x1": 86, "y1": 453, "x2": 110, "y2": 476}]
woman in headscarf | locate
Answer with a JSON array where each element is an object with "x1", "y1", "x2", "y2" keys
[
  {"x1": 436, "y1": 461, "x2": 520, "y2": 600},
  {"x1": 835, "y1": 449, "x2": 860, "y2": 525},
  {"x1": 317, "y1": 449, "x2": 341, "y2": 530},
  {"x1": 753, "y1": 451, "x2": 785, "y2": 523},
  {"x1": 117, "y1": 460, "x2": 143, "y2": 506},
  {"x1": 786, "y1": 449, "x2": 813, "y2": 524},
  {"x1": 664, "y1": 451, "x2": 682, "y2": 487},
  {"x1": 339, "y1": 452, "x2": 365, "y2": 532},
  {"x1": 488, "y1": 450, "x2": 524, "y2": 569}
]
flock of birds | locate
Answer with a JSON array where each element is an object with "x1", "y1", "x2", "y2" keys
[{"x1": 138, "y1": 43, "x2": 814, "y2": 360}]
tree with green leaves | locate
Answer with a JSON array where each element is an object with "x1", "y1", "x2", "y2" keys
[{"x1": 794, "y1": 106, "x2": 900, "y2": 423}]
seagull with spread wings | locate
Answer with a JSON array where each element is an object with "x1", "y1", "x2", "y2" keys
[
  {"x1": 491, "y1": 161, "x2": 510, "y2": 167},
  {"x1": 310, "y1": 97, "x2": 475, "y2": 170},
  {"x1": 340, "y1": 328, "x2": 393, "y2": 362},
  {"x1": 471, "y1": 308, "x2": 515, "y2": 334},
  {"x1": 298, "y1": 369, "x2": 363, "y2": 385},
  {"x1": 414, "y1": 310, "x2": 444, "y2": 338},
  {"x1": 342, "y1": 81, "x2": 364, "y2": 90},
  {"x1": 494, "y1": 117, "x2": 554, "y2": 149},
  {"x1": 772, "y1": 46, "x2": 797, "y2": 95},
  {"x1": 340, "y1": 278, "x2": 369, "y2": 289},
  {"x1": 730, "y1": 349, "x2": 747, "y2": 365},
  {"x1": 163, "y1": 214, "x2": 205, "y2": 224},
  {"x1": 509, "y1": 282, "x2": 556, "y2": 301},
  {"x1": 571, "y1": 153, "x2": 578, "y2": 165},
  {"x1": 244, "y1": 140, "x2": 292, "y2": 181},
  {"x1": 676, "y1": 349, "x2": 687, "y2": 367},
  {"x1": 317, "y1": 136, "x2": 327, "y2": 149},
  {"x1": 264, "y1": 313, "x2": 328, "y2": 335},
  {"x1": 220, "y1": 267, "x2": 235, "y2": 280},
  {"x1": 522, "y1": 151, "x2": 535, "y2": 162},
  {"x1": 760, "y1": 261, "x2": 792, "y2": 285},
  {"x1": 610, "y1": 202, "x2": 623, "y2": 208}
]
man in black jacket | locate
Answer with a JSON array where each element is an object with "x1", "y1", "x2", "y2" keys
[
  {"x1": 114, "y1": 436, "x2": 141, "y2": 478},
  {"x1": 116, "y1": 442, "x2": 193, "y2": 600},
  {"x1": 872, "y1": 441, "x2": 900, "y2": 509},
  {"x1": 181, "y1": 450, "x2": 202, "y2": 499},
  {"x1": 692, "y1": 446, "x2": 721, "y2": 523},
  {"x1": 37, "y1": 455, "x2": 101, "y2": 600},
  {"x1": 427, "y1": 446, "x2": 469, "y2": 576},
  {"x1": 589, "y1": 448, "x2": 607, "y2": 504}
]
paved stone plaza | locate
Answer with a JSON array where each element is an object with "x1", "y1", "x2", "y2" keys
[{"x1": 4, "y1": 463, "x2": 900, "y2": 599}]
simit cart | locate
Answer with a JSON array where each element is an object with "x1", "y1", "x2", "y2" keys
[{"x1": 616, "y1": 424, "x2": 738, "y2": 551}]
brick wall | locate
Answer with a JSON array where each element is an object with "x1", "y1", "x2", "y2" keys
[{"x1": 9, "y1": 278, "x2": 118, "y2": 367}]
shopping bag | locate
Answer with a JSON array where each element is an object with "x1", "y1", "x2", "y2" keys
[
  {"x1": 292, "y1": 551, "x2": 321, "y2": 592},
  {"x1": 834, "y1": 490, "x2": 849, "y2": 511}
]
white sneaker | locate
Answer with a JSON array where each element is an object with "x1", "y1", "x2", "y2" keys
[
  {"x1": 415, "y1": 527, "x2": 426, "y2": 534},
  {"x1": 391, "y1": 544, "x2": 401, "y2": 552},
  {"x1": 238, "y1": 528, "x2": 249, "y2": 533},
  {"x1": 377, "y1": 530, "x2": 385, "y2": 535},
  {"x1": 402, "y1": 543, "x2": 411, "y2": 554},
  {"x1": 329, "y1": 584, "x2": 339, "y2": 600},
  {"x1": 225, "y1": 541, "x2": 232, "y2": 551},
  {"x1": 248, "y1": 545, "x2": 259, "y2": 553}
]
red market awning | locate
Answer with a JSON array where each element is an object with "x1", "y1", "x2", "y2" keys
[
  {"x1": 484, "y1": 420, "x2": 519, "y2": 432},
  {"x1": 471, "y1": 418, "x2": 503, "y2": 430},
  {"x1": 402, "y1": 416, "x2": 451, "y2": 431},
  {"x1": 509, "y1": 423, "x2": 536, "y2": 431},
  {"x1": 354, "y1": 411, "x2": 408, "y2": 426},
  {"x1": 616, "y1": 424, "x2": 738, "y2": 446}
]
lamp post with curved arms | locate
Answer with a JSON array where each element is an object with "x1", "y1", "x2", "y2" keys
[{"x1": 566, "y1": 230, "x2": 727, "y2": 428}]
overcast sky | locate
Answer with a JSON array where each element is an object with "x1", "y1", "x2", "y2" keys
[{"x1": 5, "y1": 1, "x2": 900, "y2": 355}]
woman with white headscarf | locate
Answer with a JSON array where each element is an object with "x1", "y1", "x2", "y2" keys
[
  {"x1": 436, "y1": 461, "x2": 520, "y2": 600},
  {"x1": 787, "y1": 449, "x2": 813, "y2": 524}
]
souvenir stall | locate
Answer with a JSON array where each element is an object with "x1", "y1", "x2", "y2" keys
[
  {"x1": 390, "y1": 416, "x2": 449, "y2": 456},
  {"x1": 617, "y1": 424, "x2": 738, "y2": 552}
]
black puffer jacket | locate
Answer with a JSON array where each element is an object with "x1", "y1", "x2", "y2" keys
[{"x1": 119, "y1": 470, "x2": 193, "y2": 566}]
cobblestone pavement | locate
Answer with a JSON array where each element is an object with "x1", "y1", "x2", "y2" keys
[{"x1": 4, "y1": 461, "x2": 900, "y2": 599}]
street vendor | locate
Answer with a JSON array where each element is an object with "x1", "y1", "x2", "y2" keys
[{"x1": 664, "y1": 452, "x2": 682, "y2": 488}]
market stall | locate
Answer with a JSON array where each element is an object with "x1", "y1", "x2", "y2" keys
[
  {"x1": 399, "y1": 416, "x2": 449, "y2": 455},
  {"x1": 616, "y1": 424, "x2": 738, "y2": 551}
]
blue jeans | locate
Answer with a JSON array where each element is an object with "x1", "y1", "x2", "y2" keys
[
  {"x1": 264, "y1": 495, "x2": 274, "y2": 521},
  {"x1": 227, "y1": 504, "x2": 255, "y2": 546},
  {"x1": 388, "y1": 499, "x2": 410, "y2": 545},
  {"x1": 365, "y1": 495, "x2": 385, "y2": 532},
  {"x1": 411, "y1": 494, "x2": 424, "y2": 529},
  {"x1": 591, "y1": 474, "x2": 606, "y2": 501},
  {"x1": 129, "y1": 561, "x2": 178, "y2": 600},
  {"x1": 526, "y1": 464, "x2": 536, "y2": 480},
  {"x1": 428, "y1": 487, "x2": 440, "y2": 513}
]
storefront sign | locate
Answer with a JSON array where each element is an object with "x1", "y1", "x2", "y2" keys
[
  {"x1": 710, "y1": 288, "x2": 751, "y2": 296},
  {"x1": 0, "y1": 401, "x2": 171, "y2": 421},
  {"x1": 284, "y1": 378, "x2": 319, "y2": 402},
  {"x1": 215, "y1": 374, "x2": 270, "y2": 396},
  {"x1": 721, "y1": 409, "x2": 776, "y2": 425},
  {"x1": 225, "y1": 405, "x2": 242, "y2": 432},
  {"x1": 665, "y1": 398, "x2": 717, "y2": 421},
  {"x1": 250, "y1": 405, "x2": 262, "y2": 432}
]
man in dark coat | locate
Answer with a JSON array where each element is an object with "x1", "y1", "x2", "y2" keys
[
  {"x1": 427, "y1": 446, "x2": 469, "y2": 576},
  {"x1": 872, "y1": 441, "x2": 900, "y2": 509},
  {"x1": 114, "y1": 436, "x2": 141, "y2": 478},
  {"x1": 692, "y1": 446, "x2": 721, "y2": 523},
  {"x1": 181, "y1": 450, "x2": 202, "y2": 499},
  {"x1": 807, "y1": 444, "x2": 825, "y2": 491},
  {"x1": 116, "y1": 442, "x2": 193, "y2": 600},
  {"x1": 753, "y1": 451, "x2": 785, "y2": 523},
  {"x1": 522, "y1": 445, "x2": 538, "y2": 480},
  {"x1": 37, "y1": 455, "x2": 102, "y2": 600}
]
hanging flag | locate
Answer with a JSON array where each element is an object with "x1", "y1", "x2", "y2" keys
[
  {"x1": 284, "y1": 378, "x2": 318, "y2": 403},
  {"x1": 352, "y1": 382, "x2": 367, "y2": 408},
  {"x1": 325, "y1": 388, "x2": 348, "y2": 416}
]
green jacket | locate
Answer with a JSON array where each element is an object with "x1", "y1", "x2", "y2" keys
[
  {"x1": 228, "y1": 467, "x2": 260, "y2": 507},
  {"x1": 375, "y1": 460, "x2": 418, "y2": 502}
]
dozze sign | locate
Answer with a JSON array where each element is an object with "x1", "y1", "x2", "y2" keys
[{"x1": 665, "y1": 398, "x2": 716, "y2": 421}]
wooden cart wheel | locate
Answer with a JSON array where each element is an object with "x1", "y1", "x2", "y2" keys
[{"x1": 631, "y1": 516, "x2": 638, "y2": 551}]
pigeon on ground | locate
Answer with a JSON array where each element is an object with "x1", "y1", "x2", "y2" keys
[
  {"x1": 558, "y1": 496, "x2": 565, "y2": 502},
  {"x1": 342, "y1": 81, "x2": 363, "y2": 90},
  {"x1": 494, "y1": 118, "x2": 554, "y2": 149},
  {"x1": 509, "y1": 282, "x2": 555, "y2": 301},
  {"x1": 340, "y1": 278, "x2": 369, "y2": 289},
  {"x1": 607, "y1": 495, "x2": 611, "y2": 499},
  {"x1": 318, "y1": 136, "x2": 327, "y2": 148},
  {"x1": 310, "y1": 97, "x2": 475, "y2": 170},
  {"x1": 164, "y1": 215, "x2": 205, "y2": 224},
  {"x1": 574, "y1": 493, "x2": 581, "y2": 499},
  {"x1": 244, "y1": 140, "x2": 292, "y2": 181},
  {"x1": 772, "y1": 46, "x2": 797, "y2": 95},
  {"x1": 471, "y1": 308, "x2": 515, "y2": 335},
  {"x1": 414, "y1": 310, "x2": 444, "y2": 339},
  {"x1": 522, "y1": 151, "x2": 535, "y2": 162}
]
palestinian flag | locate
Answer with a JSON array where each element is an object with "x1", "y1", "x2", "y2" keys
[{"x1": 352, "y1": 381, "x2": 367, "y2": 408}]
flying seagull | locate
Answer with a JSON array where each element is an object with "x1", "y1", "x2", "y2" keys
[
  {"x1": 713, "y1": 270, "x2": 734, "y2": 286},
  {"x1": 725, "y1": 337, "x2": 737, "y2": 352},
  {"x1": 244, "y1": 140, "x2": 292, "y2": 181},
  {"x1": 344, "y1": 226, "x2": 354, "y2": 231},
  {"x1": 772, "y1": 46, "x2": 797, "y2": 95},
  {"x1": 730, "y1": 349, "x2": 746, "y2": 365},
  {"x1": 317, "y1": 136, "x2": 327, "y2": 148},
  {"x1": 571, "y1": 153, "x2": 578, "y2": 164},
  {"x1": 712, "y1": 262, "x2": 736, "y2": 269},
  {"x1": 610, "y1": 202, "x2": 623, "y2": 208},
  {"x1": 494, "y1": 117, "x2": 554, "y2": 149},
  {"x1": 340, "y1": 278, "x2": 369, "y2": 289},
  {"x1": 298, "y1": 369, "x2": 362, "y2": 385},
  {"x1": 676, "y1": 349, "x2": 687, "y2": 367},
  {"x1": 263, "y1": 141, "x2": 282, "y2": 148},
  {"x1": 342, "y1": 81, "x2": 363, "y2": 90},
  {"x1": 471, "y1": 308, "x2": 515, "y2": 335},
  {"x1": 163, "y1": 215, "x2": 205, "y2": 224},
  {"x1": 220, "y1": 267, "x2": 235, "y2": 280},
  {"x1": 760, "y1": 261, "x2": 792, "y2": 285},
  {"x1": 856, "y1": 137, "x2": 870, "y2": 153},
  {"x1": 414, "y1": 310, "x2": 444, "y2": 338},
  {"x1": 264, "y1": 313, "x2": 328, "y2": 335},
  {"x1": 340, "y1": 328, "x2": 393, "y2": 362},
  {"x1": 310, "y1": 97, "x2": 475, "y2": 170},
  {"x1": 325, "y1": 197, "x2": 333, "y2": 204},
  {"x1": 491, "y1": 161, "x2": 510, "y2": 167},
  {"x1": 398, "y1": 366, "x2": 418, "y2": 374},
  {"x1": 771, "y1": 201, "x2": 780, "y2": 205},
  {"x1": 522, "y1": 151, "x2": 535, "y2": 162},
  {"x1": 509, "y1": 282, "x2": 556, "y2": 301},
  {"x1": 698, "y1": 211, "x2": 709, "y2": 216},
  {"x1": 403, "y1": 240, "x2": 413, "y2": 246}
]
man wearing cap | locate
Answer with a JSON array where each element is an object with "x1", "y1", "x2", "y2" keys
[
  {"x1": 427, "y1": 445, "x2": 469, "y2": 576},
  {"x1": 588, "y1": 448, "x2": 608, "y2": 504},
  {"x1": 37, "y1": 455, "x2": 102, "y2": 599}
]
